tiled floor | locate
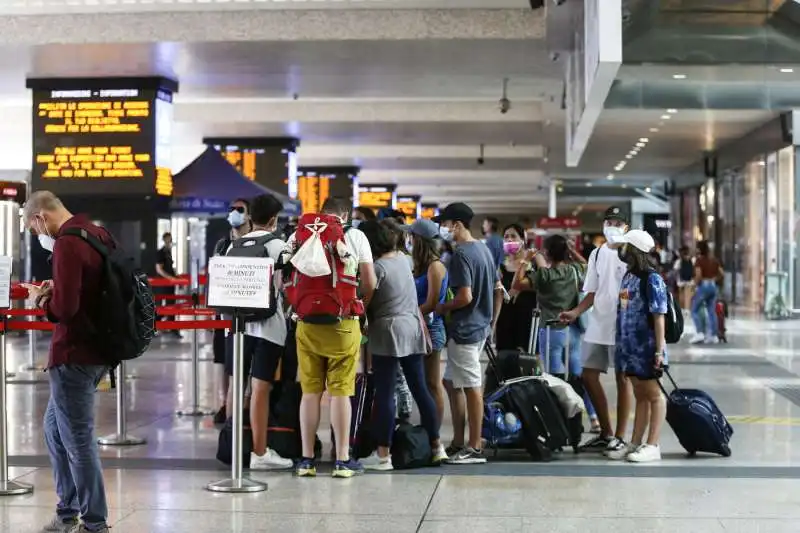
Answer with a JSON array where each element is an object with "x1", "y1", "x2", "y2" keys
[{"x1": 2, "y1": 316, "x2": 800, "y2": 532}]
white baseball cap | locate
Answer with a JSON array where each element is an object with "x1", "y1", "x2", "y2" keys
[{"x1": 610, "y1": 229, "x2": 656, "y2": 253}]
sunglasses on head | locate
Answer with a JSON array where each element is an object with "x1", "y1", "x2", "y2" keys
[{"x1": 230, "y1": 206, "x2": 245, "y2": 214}]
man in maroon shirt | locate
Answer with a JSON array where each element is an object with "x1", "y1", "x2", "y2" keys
[{"x1": 22, "y1": 191, "x2": 110, "y2": 533}]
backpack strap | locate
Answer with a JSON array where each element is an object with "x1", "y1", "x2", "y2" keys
[
  {"x1": 638, "y1": 269, "x2": 656, "y2": 328},
  {"x1": 231, "y1": 233, "x2": 279, "y2": 249},
  {"x1": 60, "y1": 228, "x2": 111, "y2": 259}
]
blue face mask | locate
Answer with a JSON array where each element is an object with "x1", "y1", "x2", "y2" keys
[
  {"x1": 351, "y1": 219, "x2": 362, "y2": 229},
  {"x1": 227, "y1": 210, "x2": 245, "y2": 228},
  {"x1": 439, "y1": 226, "x2": 453, "y2": 242}
]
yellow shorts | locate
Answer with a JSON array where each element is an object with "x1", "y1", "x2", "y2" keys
[{"x1": 296, "y1": 319, "x2": 361, "y2": 397}]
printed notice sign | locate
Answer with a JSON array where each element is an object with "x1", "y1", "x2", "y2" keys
[
  {"x1": 0, "y1": 256, "x2": 11, "y2": 310},
  {"x1": 207, "y1": 256, "x2": 273, "y2": 310}
]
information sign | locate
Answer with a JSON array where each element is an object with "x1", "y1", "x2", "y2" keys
[{"x1": 207, "y1": 256, "x2": 273, "y2": 310}]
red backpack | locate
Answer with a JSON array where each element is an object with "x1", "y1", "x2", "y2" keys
[{"x1": 284, "y1": 213, "x2": 364, "y2": 323}]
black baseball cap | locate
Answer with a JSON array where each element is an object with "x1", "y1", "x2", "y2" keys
[
  {"x1": 603, "y1": 205, "x2": 628, "y2": 223},
  {"x1": 434, "y1": 202, "x2": 474, "y2": 225}
]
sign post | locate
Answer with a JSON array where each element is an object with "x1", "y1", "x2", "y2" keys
[
  {"x1": 205, "y1": 256, "x2": 271, "y2": 494},
  {"x1": 0, "y1": 256, "x2": 34, "y2": 495}
]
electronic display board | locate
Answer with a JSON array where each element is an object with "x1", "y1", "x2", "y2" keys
[
  {"x1": 357, "y1": 185, "x2": 396, "y2": 213},
  {"x1": 297, "y1": 173, "x2": 331, "y2": 214},
  {"x1": 396, "y1": 195, "x2": 421, "y2": 224},
  {"x1": 205, "y1": 138, "x2": 297, "y2": 194},
  {"x1": 29, "y1": 81, "x2": 175, "y2": 196},
  {"x1": 0, "y1": 181, "x2": 26, "y2": 204},
  {"x1": 421, "y1": 203, "x2": 438, "y2": 220}
]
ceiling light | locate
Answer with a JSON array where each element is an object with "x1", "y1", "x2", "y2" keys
[
  {"x1": 636, "y1": 142, "x2": 646, "y2": 148},
  {"x1": 661, "y1": 115, "x2": 671, "y2": 120},
  {"x1": 639, "y1": 137, "x2": 649, "y2": 143},
  {"x1": 645, "y1": 187, "x2": 652, "y2": 193},
  {"x1": 586, "y1": 183, "x2": 593, "y2": 187},
  {"x1": 607, "y1": 174, "x2": 614, "y2": 180},
  {"x1": 621, "y1": 184, "x2": 628, "y2": 189},
  {"x1": 626, "y1": 154, "x2": 634, "y2": 159},
  {"x1": 780, "y1": 68, "x2": 794, "y2": 73},
  {"x1": 672, "y1": 74, "x2": 687, "y2": 80},
  {"x1": 667, "y1": 109, "x2": 678, "y2": 114},
  {"x1": 650, "y1": 128, "x2": 659, "y2": 133}
]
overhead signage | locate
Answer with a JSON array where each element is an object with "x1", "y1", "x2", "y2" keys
[
  {"x1": 0, "y1": 256, "x2": 10, "y2": 309},
  {"x1": 0, "y1": 181, "x2": 26, "y2": 204},
  {"x1": 204, "y1": 137, "x2": 298, "y2": 193},
  {"x1": 297, "y1": 172, "x2": 332, "y2": 214},
  {"x1": 421, "y1": 203, "x2": 438, "y2": 220},
  {"x1": 358, "y1": 184, "x2": 396, "y2": 211},
  {"x1": 564, "y1": 0, "x2": 622, "y2": 167},
  {"x1": 28, "y1": 78, "x2": 176, "y2": 196},
  {"x1": 170, "y1": 196, "x2": 228, "y2": 213},
  {"x1": 207, "y1": 256, "x2": 273, "y2": 310},
  {"x1": 396, "y1": 195, "x2": 421, "y2": 224},
  {"x1": 536, "y1": 217, "x2": 581, "y2": 229}
]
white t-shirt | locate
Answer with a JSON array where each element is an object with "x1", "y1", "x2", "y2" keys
[
  {"x1": 226, "y1": 230, "x2": 287, "y2": 346},
  {"x1": 286, "y1": 226, "x2": 373, "y2": 265},
  {"x1": 581, "y1": 244, "x2": 627, "y2": 345}
]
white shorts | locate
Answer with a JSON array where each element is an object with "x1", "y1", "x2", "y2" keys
[
  {"x1": 582, "y1": 342, "x2": 615, "y2": 373},
  {"x1": 444, "y1": 339, "x2": 484, "y2": 389}
]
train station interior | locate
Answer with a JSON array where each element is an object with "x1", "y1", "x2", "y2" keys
[{"x1": 0, "y1": 1, "x2": 800, "y2": 532}]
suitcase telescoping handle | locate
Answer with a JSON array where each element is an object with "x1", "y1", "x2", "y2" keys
[
  {"x1": 527, "y1": 309, "x2": 542, "y2": 355},
  {"x1": 656, "y1": 366, "x2": 678, "y2": 398},
  {"x1": 484, "y1": 342, "x2": 505, "y2": 386}
]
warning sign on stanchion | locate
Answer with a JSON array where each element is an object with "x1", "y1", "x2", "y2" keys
[{"x1": 206, "y1": 255, "x2": 270, "y2": 494}]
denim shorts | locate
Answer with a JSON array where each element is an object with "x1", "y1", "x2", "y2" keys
[{"x1": 428, "y1": 319, "x2": 446, "y2": 352}]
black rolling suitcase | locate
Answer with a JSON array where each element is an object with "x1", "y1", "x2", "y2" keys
[
  {"x1": 659, "y1": 369, "x2": 733, "y2": 457},
  {"x1": 484, "y1": 310, "x2": 542, "y2": 395},
  {"x1": 541, "y1": 319, "x2": 584, "y2": 449}
]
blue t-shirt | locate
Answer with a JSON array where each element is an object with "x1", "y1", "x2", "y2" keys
[
  {"x1": 616, "y1": 271, "x2": 669, "y2": 378},
  {"x1": 448, "y1": 241, "x2": 497, "y2": 345},
  {"x1": 484, "y1": 233, "x2": 505, "y2": 271}
]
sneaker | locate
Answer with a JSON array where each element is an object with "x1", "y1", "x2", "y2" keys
[
  {"x1": 626, "y1": 444, "x2": 661, "y2": 463},
  {"x1": 705, "y1": 335, "x2": 720, "y2": 344},
  {"x1": 360, "y1": 451, "x2": 394, "y2": 471},
  {"x1": 579, "y1": 434, "x2": 612, "y2": 453},
  {"x1": 250, "y1": 448, "x2": 293, "y2": 470},
  {"x1": 607, "y1": 441, "x2": 635, "y2": 461},
  {"x1": 445, "y1": 443, "x2": 464, "y2": 457},
  {"x1": 213, "y1": 406, "x2": 227, "y2": 425},
  {"x1": 67, "y1": 525, "x2": 109, "y2": 533},
  {"x1": 332, "y1": 458, "x2": 365, "y2": 478},
  {"x1": 294, "y1": 458, "x2": 317, "y2": 478},
  {"x1": 431, "y1": 444, "x2": 449, "y2": 464},
  {"x1": 689, "y1": 333, "x2": 706, "y2": 344},
  {"x1": 603, "y1": 437, "x2": 628, "y2": 458},
  {"x1": 445, "y1": 447, "x2": 487, "y2": 465},
  {"x1": 42, "y1": 516, "x2": 79, "y2": 532}
]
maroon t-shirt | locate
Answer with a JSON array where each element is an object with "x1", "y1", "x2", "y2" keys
[{"x1": 42, "y1": 215, "x2": 113, "y2": 368}]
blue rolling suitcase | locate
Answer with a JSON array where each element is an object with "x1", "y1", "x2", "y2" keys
[{"x1": 660, "y1": 369, "x2": 733, "y2": 457}]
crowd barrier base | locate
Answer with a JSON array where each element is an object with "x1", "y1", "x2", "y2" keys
[
  {"x1": 97, "y1": 361, "x2": 146, "y2": 448},
  {"x1": 0, "y1": 325, "x2": 33, "y2": 496}
]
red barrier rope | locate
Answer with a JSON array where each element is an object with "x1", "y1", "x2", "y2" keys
[
  {"x1": 0, "y1": 318, "x2": 231, "y2": 333},
  {"x1": 11, "y1": 273, "x2": 210, "y2": 300}
]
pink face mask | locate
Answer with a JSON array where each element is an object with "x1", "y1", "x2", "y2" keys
[{"x1": 503, "y1": 241, "x2": 522, "y2": 255}]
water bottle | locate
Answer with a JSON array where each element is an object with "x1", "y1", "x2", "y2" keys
[
  {"x1": 493, "y1": 410, "x2": 507, "y2": 435},
  {"x1": 504, "y1": 412, "x2": 521, "y2": 434}
]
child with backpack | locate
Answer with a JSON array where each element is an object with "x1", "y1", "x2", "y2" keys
[{"x1": 610, "y1": 230, "x2": 669, "y2": 464}]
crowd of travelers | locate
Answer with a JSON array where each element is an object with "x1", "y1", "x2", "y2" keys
[{"x1": 18, "y1": 189, "x2": 724, "y2": 532}]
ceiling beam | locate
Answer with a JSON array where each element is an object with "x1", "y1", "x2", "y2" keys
[{"x1": 0, "y1": 9, "x2": 544, "y2": 46}]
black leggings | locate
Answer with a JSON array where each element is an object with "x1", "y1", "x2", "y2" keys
[{"x1": 371, "y1": 354, "x2": 440, "y2": 447}]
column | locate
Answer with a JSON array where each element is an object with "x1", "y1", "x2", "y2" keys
[{"x1": 548, "y1": 181, "x2": 557, "y2": 218}]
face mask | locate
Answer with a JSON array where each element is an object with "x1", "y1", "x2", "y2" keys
[
  {"x1": 603, "y1": 224, "x2": 624, "y2": 242},
  {"x1": 439, "y1": 226, "x2": 453, "y2": 242},
  {"x1": 38, "y1": 234, "x2": 55, "y2": 252},
  {"x1": 503, "y1": 241, "x2": 522, "y2": 256},
  {"x1": 227, "y1": 210, "x2": 245, "y2": 228},
  {"x1": 351, "y1": 219, "x2": 362, "y2": 229}
]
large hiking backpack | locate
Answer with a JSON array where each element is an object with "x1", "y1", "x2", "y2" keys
[
  {"x1": 225, "y1": 233, "x2": 281, "y2": 322},
  {"x1": 61, "y1": 228, "x2": 156, "y2": 363},
  {"x1": 284, "y1": 213, "x2": 363, "y2": 323},
  {"x1": 639, "y1": 270, "x2": 684, "y2": 344}
]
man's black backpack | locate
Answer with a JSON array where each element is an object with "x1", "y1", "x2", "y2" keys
[
  {"x1": 639, "y1": 270, "x2": 683, "y2": 344},
  {"x1": 62, "y1": 228, "x2": 156, "y2": 363},
  {"x1": 224, "y1": 233, "x2": 281, "y2": 322}
]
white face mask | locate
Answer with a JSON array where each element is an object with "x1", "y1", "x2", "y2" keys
[
  {"x1": 38, "y1": 234, "x2": 55, "y2": 252},
  {"x1": 439, "y1": 226, "x2": 453, "y2": 242},
  {"x1": 351, "y1": 219, "x2": 362, "y2": 229},
  {"x1": 227, "y1": 210, "x2": 245, "y2": 228},
  {"x1": 603, "y1": 224, "x2": 625, "y2": 242}
]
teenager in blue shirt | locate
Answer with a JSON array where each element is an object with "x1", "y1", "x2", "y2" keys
[{"x1": 612, "y1": 230, "x2": 668, "y2": 463}]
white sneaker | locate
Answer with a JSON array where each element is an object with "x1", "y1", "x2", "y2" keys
[
  {"x1": 602, "y1": 437, "x2": 624, "y2": 457},
  {"x1": 606, "y1": 441, "x2": 635, "y2": 461},
  {"x1": 360, "y1": 451, "x2": 394, "y2": 471},
  {"x1": 689, "y1": 333, "x2": 706, "y2": 344},
  {"x1": 705, "y1": 335, "x2": 720, "y2": 344},
  {"x1": 626, "y1": 444, "x2": 661, "y2": 463},
  {"x1": 431, "y1": 444, "x2": 448, "y2": 464},
  {"x1": 249, "y1": 448, "x2": 293, "y2": 470}
]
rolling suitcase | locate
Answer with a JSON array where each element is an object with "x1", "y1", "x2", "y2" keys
[
  {"x1": 659, "y1": 368, "x2": 733, "y2": 457},
  {"x1": 484, "y1": 310, "x2": 542, "y2": 395},
  {"x1": 542, "y1": 320, "x2": 584, "y2": 450}
]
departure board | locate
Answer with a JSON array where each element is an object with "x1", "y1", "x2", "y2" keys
[
  {"x1": 358, "y1": 185, "x2": 396, "y2": 212},
  {"x1": 217, "y1": 147, "x2": 262, "y2": 182},
  {"x1": 30, "y1": 84, "x2": 174, "y2": 196},
  {"x1": 396, "y1": 195, "x2": 421, "y2": 224},
  {"x1": 205, "y1": 138, "x2": 296, "y2": 193},
  {"x1": 297, "y1": 174, "x2": 331, "y2": 214},
  {"x1": 421, "y1": 204, "x2": 438, "y2": 220}
]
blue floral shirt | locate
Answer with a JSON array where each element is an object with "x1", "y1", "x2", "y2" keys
[{"x1": 616, "y1": 271, "x2": 668, "y2": 378}]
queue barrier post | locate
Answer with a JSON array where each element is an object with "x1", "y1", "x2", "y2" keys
[
  {"x1": 97, "y1": 360, "x2": 146, "y2": 447},
  {"x1": 177, "y1": 292, "x2": 214, "y2": 417},
  {"x1": 207, "y1": 310, "x2": 267, "y2": 494},
  {"x1": 0, "y1": 316, "x2": 33, "y2": 495}
]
